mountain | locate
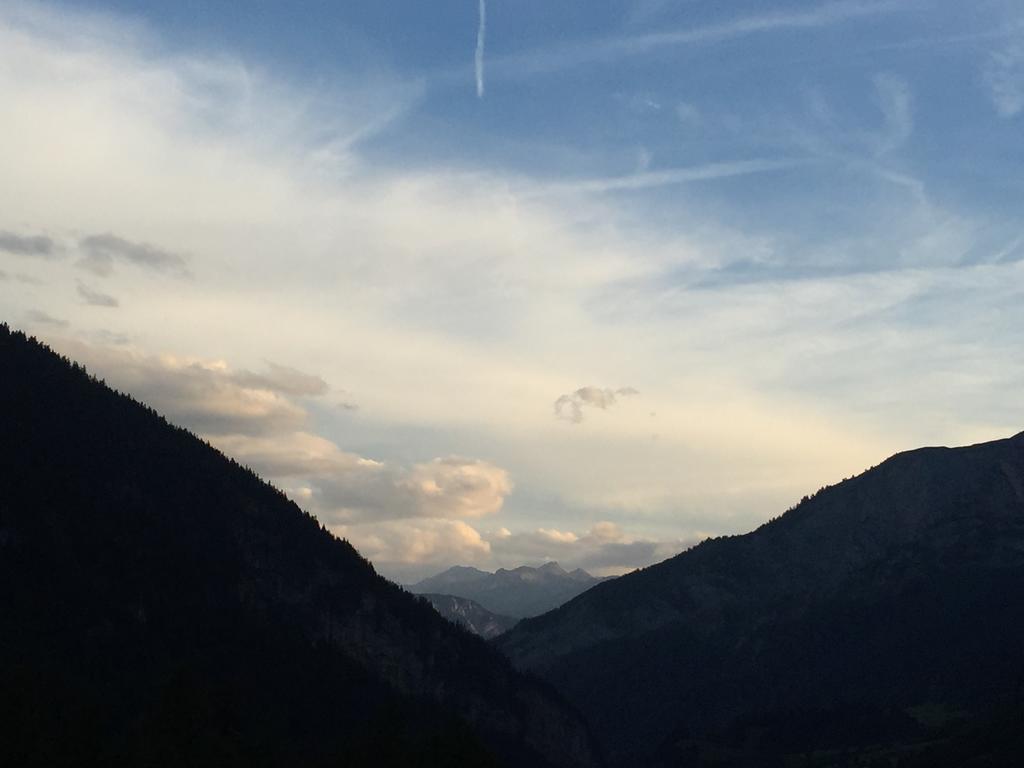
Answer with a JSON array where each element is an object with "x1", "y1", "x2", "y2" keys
[
  {"x1": 499, "y1": 432, "x2": 1024, "y2": 766},
  {"x1": 419, "y1": 594, "x2": 518, "y2": 639},
  {"x1": 410, "y1": 562, "x2": 608, "y2": 618},
  {"x1": 0, "y1": 325, "x2": 601, "y2": 768}
]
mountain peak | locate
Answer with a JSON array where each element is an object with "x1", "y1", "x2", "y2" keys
[
  {"x1": 411, "y1": 560, "x2": 606, "y2": 617},
  {"x1": 538, "y1": 561, "x2": 567, "y2": 575}
]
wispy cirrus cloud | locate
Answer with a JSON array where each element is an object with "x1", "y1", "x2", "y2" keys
[
  {"x1": 475, "y1": 0, "x2": 486, "y2": 98},
  {"x1": 541, "y1": 158, "x2": 807, "y2": 195},
  {"x1": 984, "y1": 39, "x2": 1024, "y2": 117},
  {"x1": 872, "y1": 73, "x2": 913, "y2": 155},
  {"x1": 489, "y1": 0, "x2": 904, "y2": 78}
]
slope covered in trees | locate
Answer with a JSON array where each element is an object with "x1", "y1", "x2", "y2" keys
[
  {"x1": 419, "y1": 594, "x2": 518, "y2": 639},
  {"x1": 0, "y1": 325, "x2": 600, "y2": 768},
  {"x1": 499, "y1": 430, "x2": 1024, "y2": 766}
]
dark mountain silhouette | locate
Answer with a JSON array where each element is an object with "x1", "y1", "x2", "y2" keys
[
  {"x1": 499, "y1": 432, "x2": 1024, "y2": 766},
  {"x1": 0, "y1": 324, "x2": 601, "y2": 768},
  {"x1": 410, "y1": 562, "x2": 607, "y2": 618},
  {"x1": 419, "y1": 594, "x2": 518, "y2": 639}
]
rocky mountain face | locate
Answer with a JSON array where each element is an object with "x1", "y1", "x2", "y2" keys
[
  {"x1": 499, "y1": 432, "x2": 1024, "y2": 766},
  {"x1": 410, "y1": 562, "x2": 608, "y2": 618},
  {"x1": 419, "y1": 594, "x2": 518, "y2": 639},
  {"x1": 0, "y1": 325, "x2": 601, "y2": 768}
]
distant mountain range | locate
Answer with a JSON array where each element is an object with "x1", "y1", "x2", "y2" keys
[
  {"x1": 418, "y1": 594, "x2": 518, "y2": 639},
  {"x1": 410, "y1": 562, "x2": 608, "y2": 618},
  {"x1": 499, "y1": 432, "x2": 1024, "y2": 766},
  {"x1": 0, "y1": 325, "x2": 600, "y2": 768}
]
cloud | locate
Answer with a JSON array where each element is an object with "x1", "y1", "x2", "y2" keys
[
  {"x1": 488, "y1": 521, "x2": 693, "y2": 576},
  {"x1": 675, "y1": 101, "x2": 702, "y2": 129},
  {"x1": 491, "y1": 0, "x2": 903, "y2": 78},
  {"x1": 475, "y1": 0, "x2": 486, "y2": 98},
  {"x1": 399, "y1": 456, "x2": 512, "y2": 519},
  {"x1": 25, "y1": 308, "x2": 67, "y2": 327},
  {"x1": 0, "y1": 230, "x2": 56, "y2": 258},
  {"x1": 6, "y1": 0, "x2": 1024, "y2": 585},
  {"x1": 984, "y1": 40, "x2": 1024, "y2": 117},
  {"x1": 78, "y1": 233, "x2": 190, "y2": 278},
  {"x1": 230, "y1": 362, "x2": 329, "y2": 397},
  {"x1": 338, "y1": 518, "x2": 493, "y2": 580},
  {"x1": 554, "y1": 386, "x2": 639, "y2": 423},
  {"x1": 541, "y1": 159, "x2": 805, "y2": 195},
  {"x1": 77, "y1": 281, "x2": 119, "y2": 307},
  {"x1": 336, "y1": 517, "x2": 692, "y2": 581},
  {"x1": 872, "y1": 73, "x2": 913, "y2": 154},
  {"x1": 217, "y1": 430, "x2": 512, "y2": 524},
  {"x1": 60, "y1": 342, "x2": 309, "y2": 437},
  {"x1": 54, "y1": 340, "x2": 511, "y2": 528},
  {"x1": 312, "y1": 453, "x2": 511, "y2": 524}
]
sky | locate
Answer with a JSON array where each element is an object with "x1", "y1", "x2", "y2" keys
[{"x1": 1, "y1": 0, "x2": 1023, "y2": 582}]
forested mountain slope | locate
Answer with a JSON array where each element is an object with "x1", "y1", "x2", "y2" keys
[
  {"x1": 420, "y1": 594, "x2": 518, "y2": 639},
  {"x1": 0, "y1": 325, "x2": 600, "y2": 768},
  {"x1": 500, "y1": 430, "x2": 1024, "y2": 766}
]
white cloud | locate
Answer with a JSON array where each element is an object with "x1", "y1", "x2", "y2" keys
[
  {"x1": 230, "y1": 363, "x2": 329, "y2": 398},
  {"x1": 337, "y1": 518, "x2": 493, "y2": 576},
  {"x1": 336, "y1": 517, "x2": 694, "y2": 581},
  {"x1": 872, "y1": 73, "x2": 913, "y2": 154},
  {"x1": 675, "y1": 101, "x2": 702, "y2": 129},
  {"x1": 542, "y1": 158, "x2": 805, "y2": 195},
  {"x1": 554, "y1": 386, "x2": 639, "y2": 423},
  {"x1": 984, "y1": 41, "x2": 1024, "y2": 117},
  {"x1": 489, "y1": 0, "x2": 904, "y2": 78},
  {"x1": 487, "y1": 521, "x2": 693, "y2": 577}
]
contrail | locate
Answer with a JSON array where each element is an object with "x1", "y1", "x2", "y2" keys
[{"x1": 475, "y1": 0, "x2": 486, "y2": 98}]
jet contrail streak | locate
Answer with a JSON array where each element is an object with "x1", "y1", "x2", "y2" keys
[{"x1": 475, "y1": 0, "x2": 486, "y2": 98}]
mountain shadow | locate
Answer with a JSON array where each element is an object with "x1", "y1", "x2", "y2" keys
[
  {"x1": 499, "y1": 430, "x2": 1024, "y2": 766},
  {"x1": 0, "y1": 324, "x2": 601, "y2": 768}
]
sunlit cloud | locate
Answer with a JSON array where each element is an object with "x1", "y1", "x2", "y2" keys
[{"x1": 554, "y1": 386, "x2": 639, "y2": 424}]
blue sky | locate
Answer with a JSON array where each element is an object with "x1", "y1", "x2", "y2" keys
[{"x1": 2, "y1": 0, "x2": 1023, "y2": 580}]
